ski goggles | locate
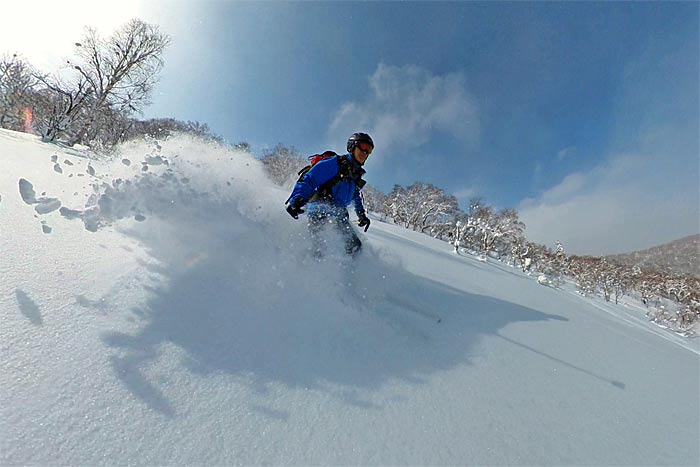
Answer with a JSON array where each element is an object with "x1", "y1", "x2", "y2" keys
[{"x1": 357, "y1": 142, "x2": 373, "y2": 155}]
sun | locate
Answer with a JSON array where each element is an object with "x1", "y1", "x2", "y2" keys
[{"x1": 1, "y1": 0, "x2": 141, "y2": 71}]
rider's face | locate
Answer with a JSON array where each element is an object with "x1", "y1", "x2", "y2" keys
[{"x1": 352, "y1": 144, "x2": 372, "y2": 165}]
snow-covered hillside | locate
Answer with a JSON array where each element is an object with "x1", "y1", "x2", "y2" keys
[
  {"x1": 1, "y1": 128, "x2": 698, "y2": 466},
  {"x1": 607, "y1": 234, "x2": 700, "y2": 278}
]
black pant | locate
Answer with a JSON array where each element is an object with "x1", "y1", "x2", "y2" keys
[{"x1": 307, "y1": 208, "x2": 362, "y2": 256}]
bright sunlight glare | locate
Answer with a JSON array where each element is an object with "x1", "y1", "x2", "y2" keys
[{"x1": 1, "y1": 0, "x2": 141, "y2": 71}]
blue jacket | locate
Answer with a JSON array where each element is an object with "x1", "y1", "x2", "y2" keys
[{"x1": 288, "y1": 153, "x2": 366, "y2": 216}]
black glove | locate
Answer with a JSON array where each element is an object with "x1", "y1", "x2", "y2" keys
[
  {"x1": 286, "y1": 198, "x2": 305, "y2": 219},
  {"x1": 357, "y1": 212, "x2": 371, "y2": 232}
]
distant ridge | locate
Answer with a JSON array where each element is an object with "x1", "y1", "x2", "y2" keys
[{"x1": 607, "y1": 234, "x2": 700, "y2": 277}]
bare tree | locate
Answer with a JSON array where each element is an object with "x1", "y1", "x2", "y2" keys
[
  {"x1": 33, "y1": 19, "x2": 170, "y2": 145},
  {"x1": 33, "y1": 72, "x2": 93, "y2": 142},
  {"x1": 66, "y1": 19, "x2": 170, "y2": 145}
]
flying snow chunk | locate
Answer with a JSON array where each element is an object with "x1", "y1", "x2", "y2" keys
[
  {"x1": 97, "y1": 195, "x2": 114, "y2": 217},
  {"x1": 145, "y1": 155, "x2": 165, "y2": 166},
  {"x1": 35, "y1": 198, "x2": 62, "y2": 215},
  {"x1": 18, "y1": 178, "x2": 37, "y2": 204},
  {"x1": 53, "y1": 164, "x2": 63, "y2": 174},
  {"x1": 82, "y1": 209, "x2": 100, "y2": 232},
  {"x1": 121, "y1": 158, "x2": 131, "y2": 166},
  {"x1": 59, "y1": 207, "x2": 83, "y2": 220},
  {"x1": 87, "y1": 165, "x2": 96, "y2": 176}
]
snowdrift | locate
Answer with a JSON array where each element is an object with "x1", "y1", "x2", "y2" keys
[{"x1": 1, "y1": 129, "x2": 698, "y2": 466}]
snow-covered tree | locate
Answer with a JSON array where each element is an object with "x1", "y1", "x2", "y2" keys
[
  {"x1": 638, "y1": 271, "x2": 663, "y2": 308},
  {"x1": 611, "y1": 262, "x2": 634, "y2": 305},
  {"x1": 119, "y1": 117, "x2": 224, "y2": 144},
  {"x1": 260, "y1": 144, "x2": 306, "y2": 186},
  {"x1": 384, "y1": 184, "x2": 409, "y2": 227},
  {"x1": 409, "y1": 183, "x2": 459, "y2": 237},
  {"x1": 468, "y1": 206, "x2": 525, "y2": 260},
  {"x1": 0, "y1": 54, "x2": 38, "y2": 132},
  {"x1": 361, "y1": 185, "x2": 388, "y2": 216},
  {"x1": 596, "y1": 258, "x2": 616, "y2": 302},
  {"x1": 382, "y1": 182, "x2": 459, "y2": 237},
  {"x1": 568, "y1": 256, "x2": 598, "y2": 296},
  {"x1": 451, "y1": 199, "x2": 481, "y2": 253},
  {"x1": 665, "y1": 276, "x2": 691, "y2": 304},
  {"x1": 511, "y1": 237, "x2": 534, "y2": 272},
  {"x1": 452, "y1": 216, "x2": 476, "y2": 254},
  {"x1": 526, "y1": 242, "x2": 550, "y2": 274},
  {"x1": 492, "y1": 208, "x2": 526, "y2": 259}
]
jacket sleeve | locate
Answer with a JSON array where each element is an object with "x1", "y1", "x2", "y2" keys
[
  {"x1": 353, "y1": 188, "x2": 366, "y2": 215},
  {"x1": 287, "y1": 158, "x2": 339, "y2": 204}
]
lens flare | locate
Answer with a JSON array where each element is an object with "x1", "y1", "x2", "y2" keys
[{"x1": 22, "y1": 107, "x2": 33, "y2": 133}]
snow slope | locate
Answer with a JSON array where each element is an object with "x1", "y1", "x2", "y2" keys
[{"x1": 1, "y1": 128, "x2": 698, "y2": 466}]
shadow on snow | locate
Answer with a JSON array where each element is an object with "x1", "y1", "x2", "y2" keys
[{"x1": 97, "y1": 198, "x2": 593, "y2": 417}]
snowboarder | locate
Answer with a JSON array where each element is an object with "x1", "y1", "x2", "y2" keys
[{"x1": 285, "y1": 132, "x2": 374, "y2": 256}]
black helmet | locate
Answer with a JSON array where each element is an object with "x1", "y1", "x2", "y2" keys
[{"x1": 347, "y1": 132, "x2": 374, "y2": 153}]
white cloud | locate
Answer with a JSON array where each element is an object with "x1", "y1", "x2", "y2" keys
[
  {"x1": 453, "y1": 187, "x2": 478, "y2": 201},
  {"x1": 557, "y1": 146, "x2": 575, "y2": 161},
  {"x1": 535, "y1": 172, "x2": 587, "y2": 205},
  {"x1": 328, "y1": 63, "x2": 479, "y2": 152},
  {"x1": 519, "y1": 149, "x2": 699, "y2": 255}
]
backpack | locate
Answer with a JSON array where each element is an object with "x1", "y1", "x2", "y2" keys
[
  {"x1": 295, "y1": 151, "x2": 366, "y2": 202},
  {"x1": 296, "y1": 151, "x2": 339, "y2": 181}
]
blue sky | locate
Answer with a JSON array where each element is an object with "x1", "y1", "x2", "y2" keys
[{"x1": 3, "y1": 1, "x2": 698, "y2": 254}]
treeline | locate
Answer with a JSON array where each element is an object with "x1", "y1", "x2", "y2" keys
[
  {"x1": 0, "y1": 19, "x2": 221, "y2": 149},
  {"x1": 566, "y1": 257, "x2": 699, "y2": 332},
  {"x1": 262, "y1": 144, "x2": 699, "y2": 336}
]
